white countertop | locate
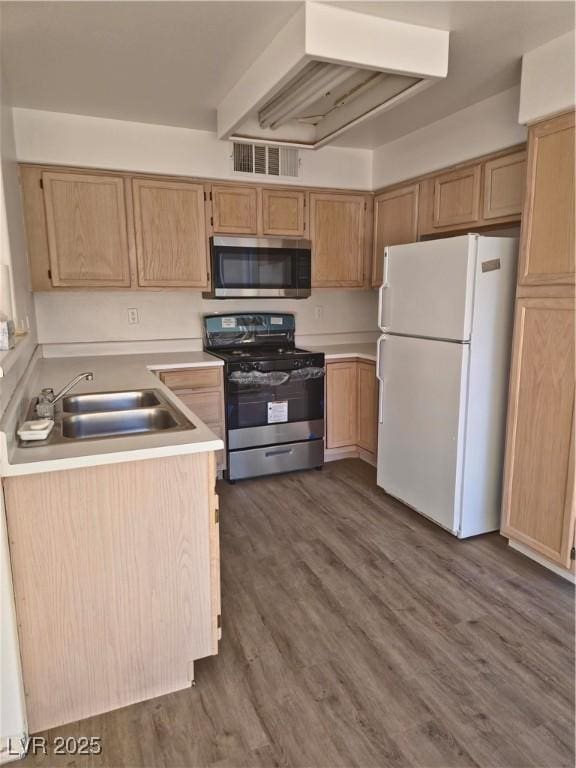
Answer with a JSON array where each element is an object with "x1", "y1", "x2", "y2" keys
[
  {"x1": 0, "y1": 345, "x2": 379, "y2": 477},
  {"x1": 305, "y1": 343, "x2": 377, "y2": 362},
  {"x1": 0, "y1": 351, "x2": 225, "y2": 477}
]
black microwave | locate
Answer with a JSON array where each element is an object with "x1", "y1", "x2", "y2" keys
[{"x1": 203, "y1": 237, "x2": 312, "y2": 299}]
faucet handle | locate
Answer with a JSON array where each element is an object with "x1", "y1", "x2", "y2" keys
[{"x1": 41, "y1": 387, "x2": 55, "y2": 402}]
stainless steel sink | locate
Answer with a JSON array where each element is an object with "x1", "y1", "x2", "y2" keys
[
  {"x1": 63, "y1": 389, "x2": 161, "y2": 413},
  {"x1": 19, "y1": 388, "x2": 195, "y2": 447},
  {"x1": 61, "y1": 407, "x2": 179, "y2": 440}
]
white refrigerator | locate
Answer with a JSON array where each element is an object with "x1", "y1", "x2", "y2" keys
[{"x1": 376, "y1": 234, "x2": 517, "y2": 538}]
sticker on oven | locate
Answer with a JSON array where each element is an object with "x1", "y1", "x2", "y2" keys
[
  {"x1": 221, "y1": 317, "x2": 237, "y2": 328},
  {"x1": 270, "y1": 317, "x2": 283, "y2": 325},
  {"x1": 268, "y1": 400, "x2": 288, "y2": 424}
]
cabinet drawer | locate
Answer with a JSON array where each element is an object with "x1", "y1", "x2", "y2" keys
[
  {"x1": 160, "y1": 367, "x2": 221, "y2": 391},
  {"x1": 179, "y1": 391, "x2": 224, "y2": 426}
]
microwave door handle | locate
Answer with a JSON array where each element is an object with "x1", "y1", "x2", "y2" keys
[{"x1": 215, "y1": 249, "x2": 226, "y2": 290}]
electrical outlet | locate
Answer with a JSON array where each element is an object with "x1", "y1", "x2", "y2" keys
[
  {"x1": 314, "y1": 305, "x2": 324, "y2": 321},
  {"x1": 127, "y1": 308, "x2": 139, "y2": 325}
]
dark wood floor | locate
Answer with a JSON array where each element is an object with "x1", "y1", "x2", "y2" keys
[{"x1": 22, "y1": 459, "x2": 574, "y2": 768}]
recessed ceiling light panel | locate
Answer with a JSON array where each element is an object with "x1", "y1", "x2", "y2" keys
[{"x1": 217, "y1": 3, "x2": 449, "y2": 149}]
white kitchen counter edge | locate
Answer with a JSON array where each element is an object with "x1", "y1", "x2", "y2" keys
[
  {"x1": 0, "y1": 353, "x2": 225, "y2": 477},
  {"x1": 0, "y1": 438, "x2": 224, "y2": 477},
  {"x1": 306, "y1": 344, "x2": 377, "y2": 362},
  {"x1": 323, "y1": 351, "x2": 376, "y2": 361},
  {"x1": 146, "y1": 359, "x2": 223, "y2": 370}
]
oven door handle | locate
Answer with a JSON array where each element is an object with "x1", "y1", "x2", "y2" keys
[
  {"x1": 265, "y1": 447, "x2": 294, "y2": 457},
  {"x1": 228, "y1": 371, "x2": 291, "y2": 385}
]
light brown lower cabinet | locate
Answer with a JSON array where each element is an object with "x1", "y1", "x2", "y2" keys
[
  {"x1": 159, "y1": 366, "x2": 226, "y2": 471},
  {"x1": 326, "y1": 361, "x2": 358, "y2": 448},
  {"x1": 326, "y1": 359, "x2": 378, "y2": 460},
  {"x1": 501, "y1": 297, "x2": 575, "y2": 568},
  {"x1": 3, "y1": 453, "x2": 220, "y2": 733},
  {"x1": 356, "y1": 361, "x2": 379, "y2": 457}
]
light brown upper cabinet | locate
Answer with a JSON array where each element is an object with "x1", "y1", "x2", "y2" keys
[
  {"x1": 326, "y1": 361, "x2": 358, "y2": 448},
  {"x1": 372, "y1": 184, "x2": 419, "y2": 287},
  {"x1": 518, "y1": 112, "x2": 575, "y2": 286},
  {"x1": 356, "y1": 361, "x2": 378, "y2": 456},
  {"x1": 483, "y1": 150, "x2": 527, "y2": 220},
  {"x1": 211, "y1": 185, "x2": 258, "y2": 235},
  {"x1": 132, "y1": 179, "x2": 209, "y2": 287},
  {"x1": 432, "y1": 164, "x2": 482, "y2": 228},
  {"x1": 501, "y1": 297, "x2": 575, "y2": 568},
  {"x1": 42, "y1": 171, "x2": 131, "y2": 287},
  {"x1": 310, "y1": 193, "x2": 369, "y2": 287},
  {"x1": 261, "y1": 188, "x2": 306, "y2": 237}
]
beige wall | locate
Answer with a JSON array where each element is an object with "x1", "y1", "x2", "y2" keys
[
  {"x1": 34, "y1": 289, "x2": 378, "y2": 348},
  {"x1": 372, "y1": 87, "x2": 527, "y2": 189},
  {"x1": 0, "y1": 86, "x2": 35, "y2": 334},
  {"x1": 12, "y1": 107, "x2": 373, "y2": 190},
  {"x1": 519, "y1": 31, "x2": 576, "y2": 125}
]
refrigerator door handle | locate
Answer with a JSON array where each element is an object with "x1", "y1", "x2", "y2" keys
[
  {"x1": 376, "y1": 334, "x2": 386, "y2": 423},
  {"x1": 382, "y1": 247, "x2": 390, "y2": 288},
  {"x1": 378, "y1": 248, "x2": 390, "y2": 330}
]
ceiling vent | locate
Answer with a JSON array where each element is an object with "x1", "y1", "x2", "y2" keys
[{"x1": 231, "y1": 142, "x2": 301, "y2": 179}]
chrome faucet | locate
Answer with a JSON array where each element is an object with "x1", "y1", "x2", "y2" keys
[{"x1": 35, "y1": 372, "x2": 94, "y2": 418}]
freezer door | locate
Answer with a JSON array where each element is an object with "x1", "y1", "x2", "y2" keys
[
  {"x1": 377, "y1": 334, "x2": 469, "y2": 534},
  {"x1": 379, "y1": 235, "x2": 477, "y2": 340}
]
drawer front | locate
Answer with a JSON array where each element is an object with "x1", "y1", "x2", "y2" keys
[
  {"x1": 228, "y1": 439, "x2": 324, "y2": 480},
  {"x1": 160, "y1": 367, "x2": 221, "y2": 391},
  {"x1": 179, "y1": 391, "x2": 224, "y2": 425}
]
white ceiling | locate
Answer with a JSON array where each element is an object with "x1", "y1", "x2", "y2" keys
[{"x1": 1, "y1": 1, "x2": 574, "y2": 150}]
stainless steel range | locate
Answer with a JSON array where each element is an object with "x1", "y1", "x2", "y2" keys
[{"x1": 203, "y1": 313, "x2": 324, "y2": 481}]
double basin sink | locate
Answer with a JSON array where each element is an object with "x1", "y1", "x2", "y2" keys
[{"x1": 21, "y1": 389, "x2": 194, "y2": 446}]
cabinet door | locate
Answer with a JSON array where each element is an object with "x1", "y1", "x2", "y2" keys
[
  {"x1": 326, "y1": 361, "x2": 358, "y2": 448},
  {"x1": 483, "y1": 151, "x2": 527, "y2": 220},
  {"x1": 372, "y1": 185, "x2": 419, "y2": 287},
  {"x1": 178, "y1": 391, "x2": 224, "y2": 426},
  {"x1": 501, "y1": 298, "x2": 575, "y2": 567},
  {"x1": 211, "y1": 185, "x2": 258, "y2": 234},
  {"x1": 4, "y1": 454, "x2": 215, "y2": 733},
  {"x1": 519, "y1": 112, "x2": 575, "y2": 286},
  {"x1": 432, "y1": 164, "x2": 482, "y2": 228},
  {"x1": 42, "y1": 171, "x2": 131, "y2": 287},
  {"x1": 133, "y1": 179, "x2": 209, "y2": 287},
  {"x1": 356, "y1": 361, "x2": 378, "y2": 455},
  {"x1": 310, "y1": 193, "x2": 367, "y2": 287},
  {"x1": 261, "y1": 188, "x2": 306, "y2": 236}
]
